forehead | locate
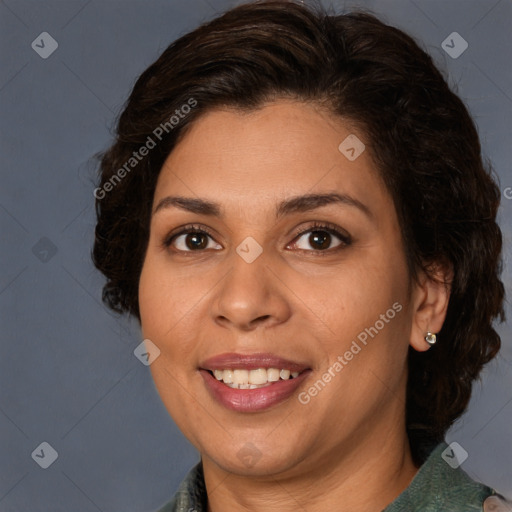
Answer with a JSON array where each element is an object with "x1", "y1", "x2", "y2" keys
[{"x1": 153, "y1": 100, "x2": 390, "y2": 216}]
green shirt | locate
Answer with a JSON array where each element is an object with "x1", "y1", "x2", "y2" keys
[{"x1": 158, "y1": 442, "x2": 511, "y2": 511}]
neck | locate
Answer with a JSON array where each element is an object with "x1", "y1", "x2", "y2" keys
[{"x1": 203, "y1": 416, "x2": 418, "y2": 512}]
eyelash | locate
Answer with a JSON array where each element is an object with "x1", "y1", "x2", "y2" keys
[{"x1": 162, "y1": 222, "x2": 352, "y2": 255}]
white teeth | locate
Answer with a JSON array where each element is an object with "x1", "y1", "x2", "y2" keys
[
  {"x1": 267, "y1": 368, "x2": 280, "y2": 382},
  {"x1": 249, "y1": 368, "x2": 268, "y2": 385},
  {"x1": 233, "y1": 369, "x2": 249, "y2": 386},
  {"x1": 223, "y1": 369, "x2": 234, "y2": 384},
  {"x1": 280, "y1": 369, "x2": 291, "y2": 380},
  {"x1": 211, "y1": 367, "x2": 302, "y2": 389}
]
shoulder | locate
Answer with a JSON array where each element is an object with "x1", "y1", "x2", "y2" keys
[
  {"x1": 156, "y1": 462, "x2": 206, "y2": 512},
  {"x1": 385, "y1": 442, "x2": 512, "y2": 512}
]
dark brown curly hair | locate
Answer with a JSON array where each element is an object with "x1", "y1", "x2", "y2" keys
[{"x1": 92, "y1": 0, "x2": 505, "y2": 464}]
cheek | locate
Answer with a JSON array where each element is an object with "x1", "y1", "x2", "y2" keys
[
  {"x1": 138, "y1": 253, "x2": 222, "y2": 385},
  {"x1": 139, "y1": 254, "x2": 199, "y2": 339},
  {"x1": 311, "y1": 256, "x2": 411, "y2": 385},
  {"x1": 138, "y1": 258, "x2": 206, "y2": 425},
  {"x1": 308, "y1": 257, "x2": 407, "y2": 338}
]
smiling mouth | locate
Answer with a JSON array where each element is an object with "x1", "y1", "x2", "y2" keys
[{"x1": 206, "y1": 368, "x2": 302, "y2": 389}]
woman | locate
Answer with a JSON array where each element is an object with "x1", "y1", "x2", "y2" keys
[{"x1": 92, "y1": 1, "x2": 510, "y2": 510}]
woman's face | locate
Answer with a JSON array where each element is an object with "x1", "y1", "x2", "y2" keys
[{"x1": 139, "y1": 100, "x2": 419, "y2": 477}]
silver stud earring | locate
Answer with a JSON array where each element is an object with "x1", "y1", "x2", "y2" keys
[{"x1": 425, "y1": 332, "x2": 437, "y2": 345}]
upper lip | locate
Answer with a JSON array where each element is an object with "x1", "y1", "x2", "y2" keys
[{"x1": 200, "y1": 352, "x2": 310, "y2": 372}]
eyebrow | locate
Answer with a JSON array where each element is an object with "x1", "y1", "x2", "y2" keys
[{"x1": 153, "y1": 192, "x2": 372, "y2": 219}]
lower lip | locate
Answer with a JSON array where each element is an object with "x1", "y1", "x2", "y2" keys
[{"x1": 200, "y1": 370, "x2": 310, "y2": 412}]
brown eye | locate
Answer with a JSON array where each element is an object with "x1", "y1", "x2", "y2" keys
[
  {"x1": 288, "y1": 223, "x2": 352, "y2": 253},
  {"x1": 184, "y1": 232, "x2": 209, "y2": 250},
  {"x1": 166, "y1": 228, "x2": 222, "y2": 252},
  {"x1": 308, "y1": 231, "x2": 332, "y2": 250}
]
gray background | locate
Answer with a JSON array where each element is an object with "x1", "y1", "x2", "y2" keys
[{"x1": 1, "y1": 0, "x2": 511, "y2": 510}]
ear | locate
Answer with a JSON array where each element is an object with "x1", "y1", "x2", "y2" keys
[{"x1": 409, "y1": 262, "x2": 453, "y2": 352}]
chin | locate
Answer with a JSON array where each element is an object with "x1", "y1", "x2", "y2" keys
[{"x1": 209, "y1": 449, "x2": 302, "y2": 478}]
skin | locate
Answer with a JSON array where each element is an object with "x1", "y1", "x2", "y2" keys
[{"x1": 138, "y1": 100, "x2": 451, "y2": 512}]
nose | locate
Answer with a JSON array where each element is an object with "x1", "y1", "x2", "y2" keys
[{"x1": 211, "y1": 254, "x2": 291, "y2": 331}]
